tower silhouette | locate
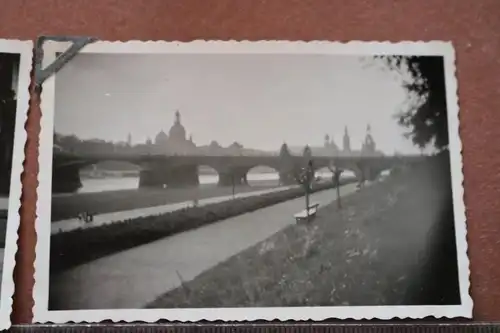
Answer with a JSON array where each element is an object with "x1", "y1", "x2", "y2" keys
[
  {"x1": 363, "y1": 123, "x2": 376, "y2": 153},
  {"x1": 324, "y1": 134, "x2": 330, "y2": 148},
  {"x1": 175, "y1": 110, "x2": 181, "y2": 124},
  {"x1": 343, "y1": 126, "x2": 351, "y2": 152}
]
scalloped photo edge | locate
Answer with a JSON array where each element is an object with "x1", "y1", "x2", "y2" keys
[
  {"x1": 32, "y1": 40, "x2": 471, "y2": 323},
  {"x1": 0, "y1": 39, "x2": 32, "y2": 329}
]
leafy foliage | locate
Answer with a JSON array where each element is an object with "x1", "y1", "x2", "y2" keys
[
  {"x1": 327, "y1": 164, "x2": 343, "y2": 185},
  {"x1": 376, "y1": 56, "x2": 448, "y2": 151},
  {"x1": 295, "y1": 161, "x2": 314, "y2": 186},
  {"x1": 279, "y1": 143, "x2": 292, "y2": 158},
  {"x1": 294, "y1": 158, "x2": 315, "y2": 213},
  {"x1": 302, "y1": 145, "x2": 312, "y2": 159}
]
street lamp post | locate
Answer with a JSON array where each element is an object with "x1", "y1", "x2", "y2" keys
[{"x1": 231, "y1": 173, "x2": 236, "y2": 199}]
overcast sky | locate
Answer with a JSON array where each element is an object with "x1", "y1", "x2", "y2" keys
[{"x1": 54, "y1": 53, "x2": 424, "y2": 154}]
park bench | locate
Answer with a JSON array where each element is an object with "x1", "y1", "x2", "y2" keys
[{"x1": 294, "y1": 202, "x2": 320, "y2": 224}]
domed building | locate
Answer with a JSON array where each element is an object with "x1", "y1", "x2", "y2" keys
[
  {"x1": 154, "y1": 130, "x2": 168, "y2": 146},
  {"x1": 209, "y1": 140, "x2": 222, "y2": 149},
  {"x1": 323, "y1": 134, "x2": 340, "y2": 154},
  {"x1": 361, "y1": 123, "x2": 376, "y2": 154},
  {"x1": 307, "y1": 124, "x2": 381, "y2": 157},
  {"x1": 153, "y1": 110, "x2": 197, "y2": 154},
  {"x1": 169, "y1": 111, "x2": 187, "y2": 142}
]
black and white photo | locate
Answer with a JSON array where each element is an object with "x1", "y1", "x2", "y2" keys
[
  {"x1": 34, "y1": 41, "x2": 471, "y2": 323},
  {"x1": 0, "y1": 39, "x2": 32, "y2": 328}
]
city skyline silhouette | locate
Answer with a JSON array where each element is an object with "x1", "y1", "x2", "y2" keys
[{"x1": 54, "y1": 53, "x2": 436, "y2": 154}]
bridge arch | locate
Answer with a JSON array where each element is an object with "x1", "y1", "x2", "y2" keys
[
  {"x1": 80, "y1": 160, "x2": 142, "y2": 177},
  {"x1": 245, "y1": 164, "x2": 281, "y2": 187},
  {"x1": 338, "y1": 160, "x2": 394, "y2": 185},
  {"x1": 313, "y1": 166, "x2": 335, "y2": 183},
  {"x1": 313, "y1": 166, "x2": 356, "y2": 187},
  {"x1": 197, "y1": 164, "x2": 220, "y2": 186},
  {"x1": 314, "y1": 166, "x2": 356, "y2": 180},
  {"x1": 52, "y1": 158, "x2": 145, "y2": 194},
  {"x1": 78, "y1": 160, "x2": 143, "y2": 193}
]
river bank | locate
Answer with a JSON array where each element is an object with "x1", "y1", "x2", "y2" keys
[
  {"x1": 51, "y1": 180, "x2": 281, "y2": 222},
  {"x1": 49, "y1": 182, "x2": 361, "y2": 310},
  {"x1": 50, "y1": 178, "x2": 357, "y2": 274},
  {"x1": 147, "y1": 154, "x2": 461, "y2": 308},
  {"x1": 51, "y1": 186, "x2": 299, "y2": 234}
]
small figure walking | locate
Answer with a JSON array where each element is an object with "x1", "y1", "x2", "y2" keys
[{"x1": 78, "y1": 211, "x2": 94, "y2": 223}]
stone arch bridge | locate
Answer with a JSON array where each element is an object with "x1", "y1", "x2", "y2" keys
[{"x1": 52, "y1": 151, "x2": 424, "y2": 193}]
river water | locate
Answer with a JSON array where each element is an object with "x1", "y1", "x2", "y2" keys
[{"x1": 78, "y1": 171, "x2": 354, "y2": 194}]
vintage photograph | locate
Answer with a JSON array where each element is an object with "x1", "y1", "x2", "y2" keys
[
  {"x1": 0, "y1": 39, "x2": 32, "y2": 328},
  {"x1": 34, "y1": 41, "x2": 471, "y2": 322}
]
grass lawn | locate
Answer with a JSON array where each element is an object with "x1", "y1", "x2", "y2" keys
[{"x1": 147, "y1": 154, "x2": 461, "y2": 308}]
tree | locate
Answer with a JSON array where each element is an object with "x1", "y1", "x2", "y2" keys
[
  {"x1": 302, "y1": 145, "x2": 312, "y2": 160},
  {"x1": 59, "y1": 134, "x2": 81, "y2": 153},
  {"x1": 327, "y1": 161, "x2": 343, "y2": 209},
  {"x1": 375, "y1": 55, "x2": 448, "y2": 151},
  {"x1": 279, "y1": 143, "x2": 294, "y2": 185},
  {"x1": 279, "y1": 143, "x2": 291, "y2": 158}
]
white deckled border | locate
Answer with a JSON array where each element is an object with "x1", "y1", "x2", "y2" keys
[
  {"x1": 33, "y1": 40, "x2": 471, "y2": 323},
  {"x1": 0, "y1": 39, "x2": 33, "y2": 329}
]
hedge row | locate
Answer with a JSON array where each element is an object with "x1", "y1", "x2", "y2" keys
[{"x1": 50, "y1": 177, "x2": 358, "y2": 273}]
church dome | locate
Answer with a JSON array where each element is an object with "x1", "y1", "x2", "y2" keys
[
  {"x1": 155, "y1": 130, "x2": 168, "y2": 145},
  {"x1": 169, "y1": 110, "x2": 186, "y2": 142},
  {"x1": 209, "y1": 140, "x2": 221, "y2": 149}
]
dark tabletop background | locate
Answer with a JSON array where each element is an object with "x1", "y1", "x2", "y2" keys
[{"x1": 0, "y1": 0, "x2": 499, "y2": 324}]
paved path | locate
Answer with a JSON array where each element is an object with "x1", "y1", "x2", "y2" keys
[
  {"x1": 51, "y1": 185, "x2": 297, "y2": 234},
  {"x1": 50, "y1": 183, "x2": 359, "y2": 310}
]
